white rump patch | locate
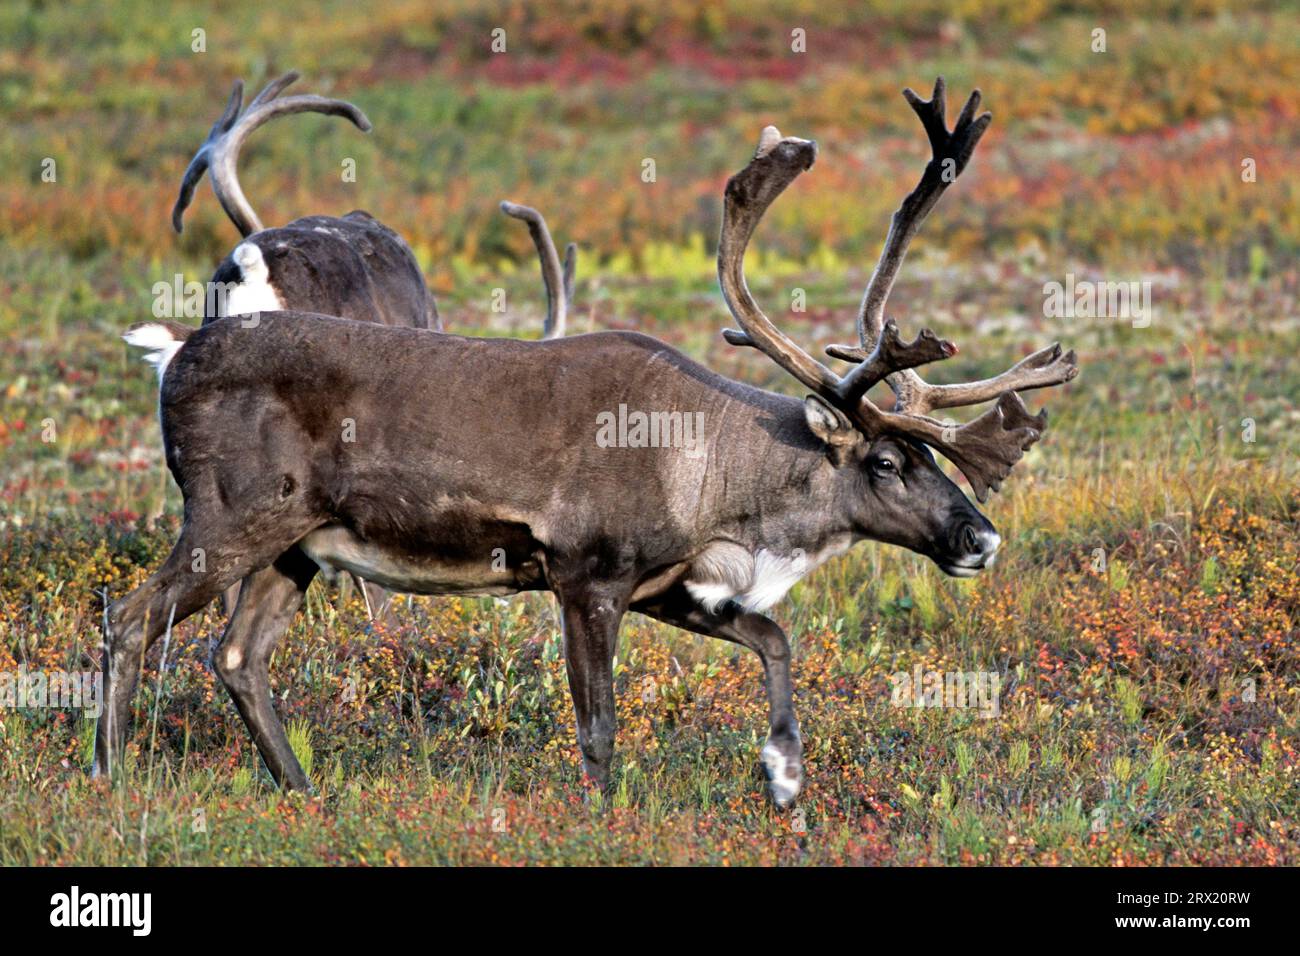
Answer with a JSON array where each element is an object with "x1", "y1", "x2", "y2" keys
[
  {"x1": 222, "y1": 242, "x2": 283, "y2": 317},
  {"x1": 685, "y1": 536, "x2": 853, "y2": 614},
  {"x1": 122, "y1": 324, "x2": 184, "y2": 383}
]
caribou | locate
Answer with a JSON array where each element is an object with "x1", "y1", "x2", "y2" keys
[
  {"x1": 99, "y1": 80, "x2": 1076, "y2": 807},
  {"x1": 167, "y1": 70, "x2": 439, "y2": 331}
]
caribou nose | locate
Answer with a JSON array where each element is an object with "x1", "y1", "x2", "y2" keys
[{"x1": 960, "y1": 523, "x2": 1002, "y2": 566}]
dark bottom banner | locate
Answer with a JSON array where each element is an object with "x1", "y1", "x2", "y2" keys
[{"x1": 0, "y1": 865, "x2": 1281, "y2": 943}]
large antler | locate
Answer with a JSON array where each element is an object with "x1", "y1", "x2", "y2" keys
[
  {"x1": 718, "y1": 86, "x2": 1078, "y2": 502},
  {"x1": 172, "y1": 71, "x2": 372, "y2": 238},
  {"x1": 831, "y1": 77, "x2": 1078, "y2": 414},
  {"x1": 718, "y1": 128, "x2": 955, "y2": 399},
  {"x1": 500, "y1": 201, "x2": 577, "y2": 338}
]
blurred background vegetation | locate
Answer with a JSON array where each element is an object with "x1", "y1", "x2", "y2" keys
[{"x1": 1, "y1": 0, "x2": 1296, "y2": 296}]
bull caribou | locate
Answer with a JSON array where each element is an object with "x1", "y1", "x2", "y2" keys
[
  {"x1": 167, "y1": 70, "x2": 439, "y2": 332},
  {"x1": 99, "y1": 80, "x2": 1076, "y2": 806}
]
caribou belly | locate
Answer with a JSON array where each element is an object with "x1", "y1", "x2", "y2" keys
[{"x1": 298, "y1": 526, "x2": 527, "y2": 597}]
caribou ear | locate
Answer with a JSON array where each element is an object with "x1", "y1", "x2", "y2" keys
[{"x1": 804, "y1": 395, "x2": 862, "y2": 465}]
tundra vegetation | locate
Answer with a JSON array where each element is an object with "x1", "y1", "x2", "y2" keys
[{"x1": 0, "y1": 0, "x2": 1296, "y2": 864}]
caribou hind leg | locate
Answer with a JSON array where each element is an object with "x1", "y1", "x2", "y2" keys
[
  {"x1": 220, "y1": 582, "x2": 242, "y2": 618},
  {"x1": 93, "y1": 506, "x2": 321, "y2": 781},
  {"x1": 213, "y1": 548, "x2": 318, "y2": 790},
  {"x1": 633, "y1": 585, "x2": 803, "y2": 808},
  {"x1": 93, "y1": 525, "x2": 248, "y2": 779},
  {"x1": 227, "y1": 570, "x2": 394, "y2": 626}
]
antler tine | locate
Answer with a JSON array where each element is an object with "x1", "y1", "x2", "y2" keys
[
  {"x1": 911, "y1": 342, "x2": 1079, "y2": 411},
  {"x1": 501, "y1": 201, "x2": 573, "y2": 339},
  {"x1": 216, "y1": 79, "x2": 245, "y2": 131},
  {"x1": 247, "y1": 70, "x2": 300, "y2": 108},
  {"x1": 832, "y1": 318, "x2": 960, "y2": 402},
  {"x1": 172, "y1": 72, "x2": 373, "y2": 238},
  {"x1": 718, "y1": 126, "x2": 845, "y2": 400},
  {"x1": 827, "y1": 78, "x2": 993, "y2": 410},
  {"x1": 171, "y1": 79, "x2": 244, "y2": 233},
  {"x1": 856, "y1": 78, "x2": 991, "y2": 351}
]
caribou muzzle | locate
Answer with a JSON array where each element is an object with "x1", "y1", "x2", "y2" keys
[{"x1": 936, "y1": 514, "x2": 1002, "y2": 578}]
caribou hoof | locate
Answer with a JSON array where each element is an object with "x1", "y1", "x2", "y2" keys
[{"x1": 760, "y1": 738, "x2": 802, "y2": 809}]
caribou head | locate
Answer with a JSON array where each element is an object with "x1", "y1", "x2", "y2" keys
[{"x1": 719, "y1": 78, "x2": 1077, "y2": 578}]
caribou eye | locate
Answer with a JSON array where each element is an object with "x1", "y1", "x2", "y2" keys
[{"x1": 871, "y1": 456, "x2": 899, "y2": 477}]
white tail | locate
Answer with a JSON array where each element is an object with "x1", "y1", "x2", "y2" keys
[{"x1": 123, "y1": 322, "x2": 188, "y2": 383}]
